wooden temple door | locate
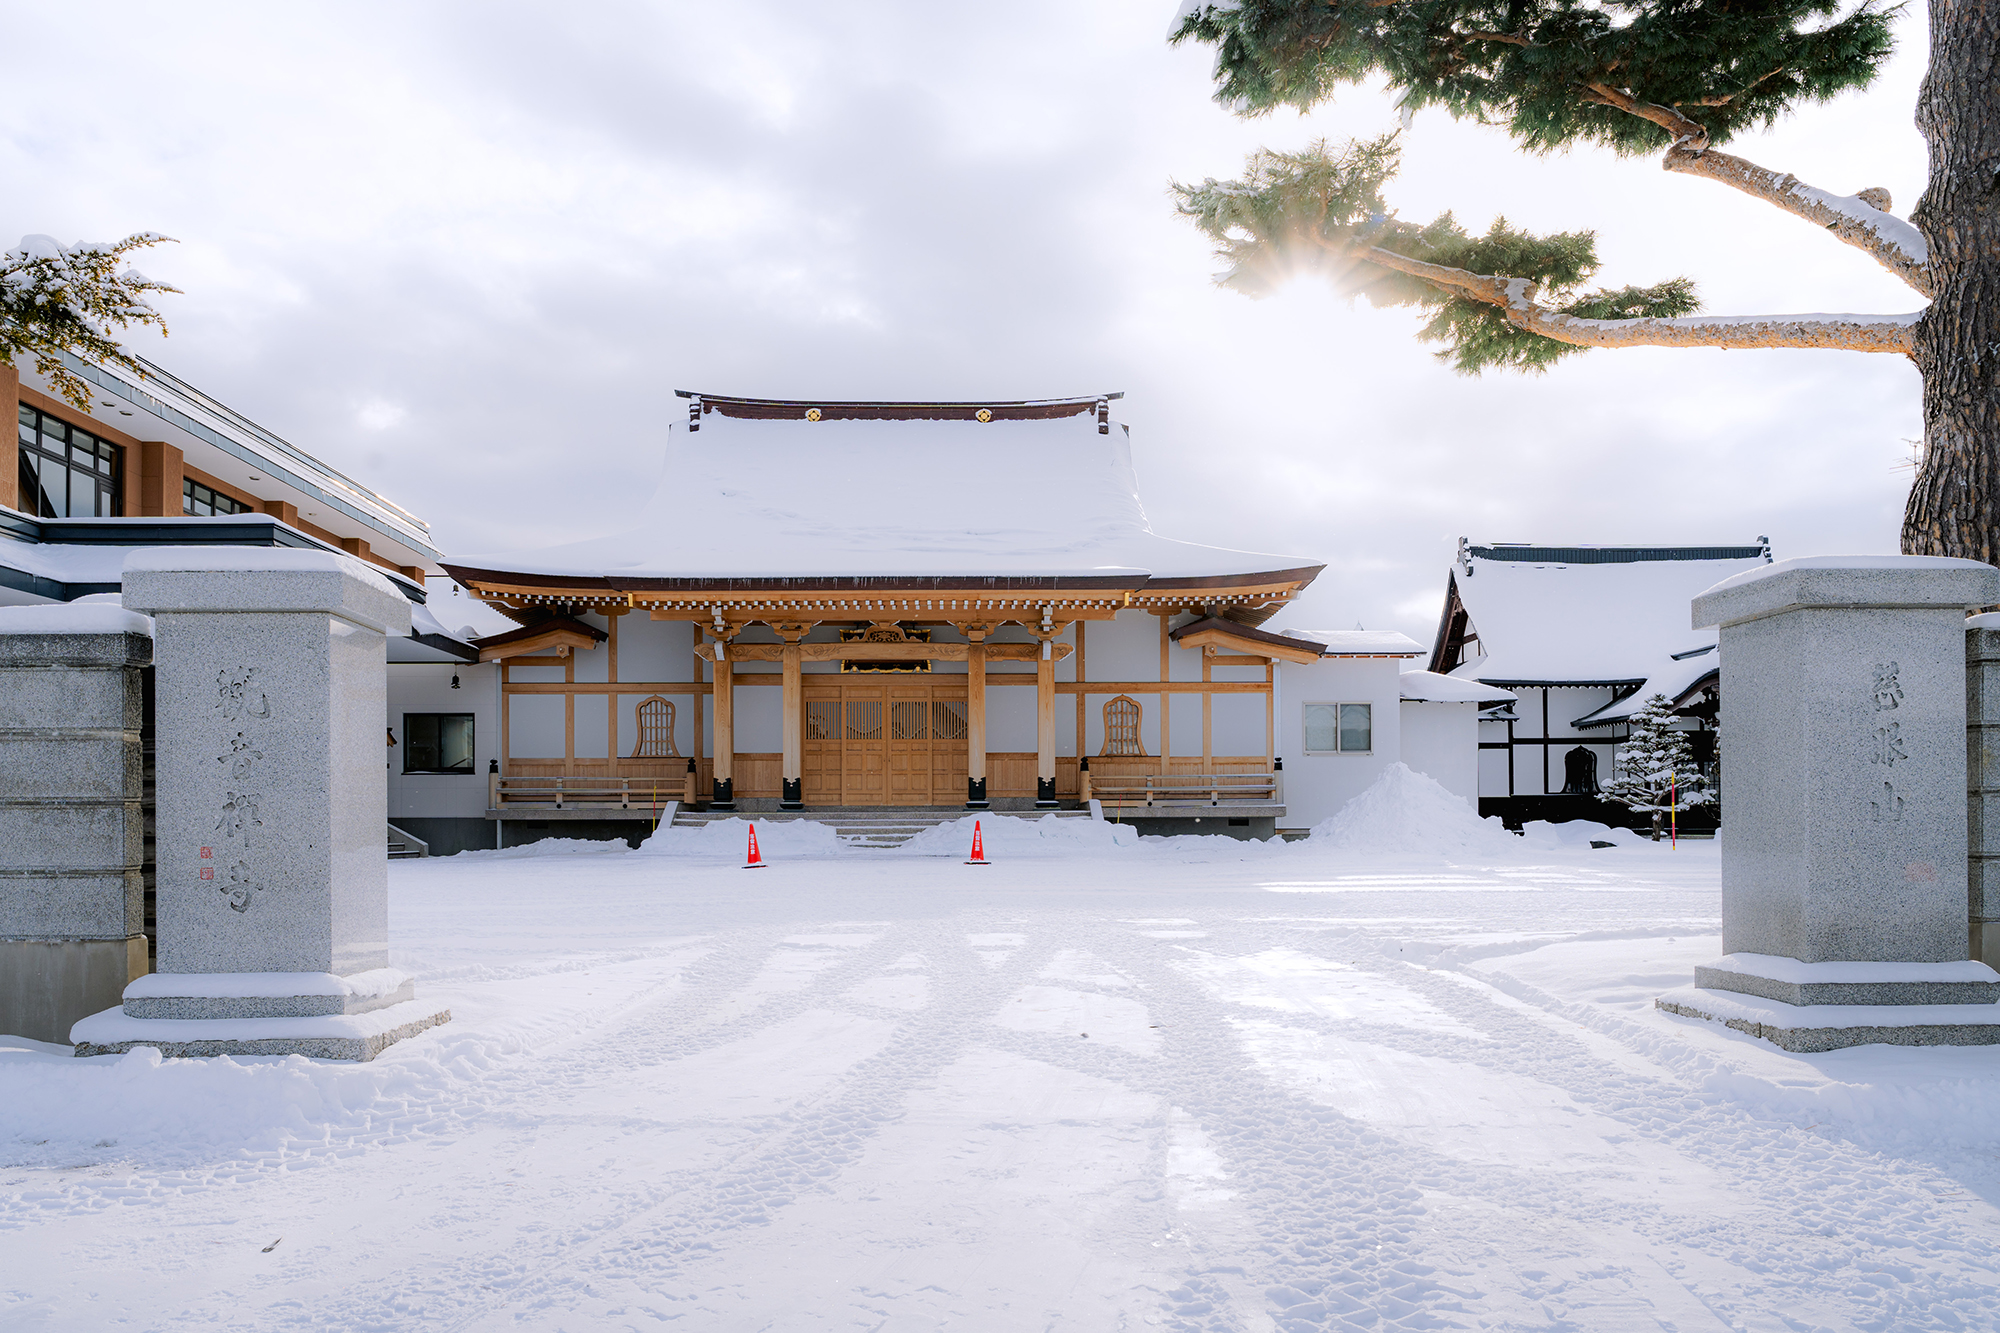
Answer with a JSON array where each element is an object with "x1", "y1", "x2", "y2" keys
[
  {"x1": 886, "y1": 685, "x2": 934, "y2": 804},
  {"x1": 802, "y1": 687, "x2": 842, "y2": 805},
  {"x1": 802, "y1": 679, "x2": 968, "y2": 806},
  {"x1": 841, "y1": 684, "x2": 886, "y2": 803}
]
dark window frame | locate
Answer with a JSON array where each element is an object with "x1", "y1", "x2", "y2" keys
[
  {"x1": 401, "y1": 712, "x2": 476, "y2": 775},
  {"x1": 16, "y1": 404, "x2": 122, "y2": 518},
  {"x1": 183, "y1": 476, "x2": 254, "y2": 517}
]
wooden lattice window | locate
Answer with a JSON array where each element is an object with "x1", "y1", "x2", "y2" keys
[
  {"x1": 1101, "y1": 695, "x2": 1145, "y2": 756},
  {"x1": 806, "y1": 701, "x2": 840, "y2": 741},
  {"x1": 845, "y1": 701, "x2": 882, "y2": 741},
  {"x1": 631, "y1": 696, "x2": 678, "y2": 758},
  {"x1": 931, "y1": 700, "x2": 968, "y2": 741},
  {"x1": 890, "y1": 701, "x2": 927, "y2": 740}
]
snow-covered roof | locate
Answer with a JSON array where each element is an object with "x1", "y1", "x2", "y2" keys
[
  {"x1": 1285, "y1": 628, "x2": 1425, "y2": 657},
  {"x1": 1398, "y1": 669, "x2": 1515, "y2": 705},
  {"x1": 445, "y1": 404, "x2": 1320, "y2": 586},
  {"x1": 1442, "y1": 543, "x2": 1769, "y2": 685},
  {"x1": 1570, "y1": 648, "x2": 1718, "y2": 728}
]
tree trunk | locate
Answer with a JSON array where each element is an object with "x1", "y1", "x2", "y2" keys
[{"x1": 1903, "y1": 2, "x2": 2000, "y2": 560}]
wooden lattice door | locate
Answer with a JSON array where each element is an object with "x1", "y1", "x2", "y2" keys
[
  {"x1": 887, "y1": 685, "x2": 932, "y2": 804},
  {"x1": 803, "y1": 689, "x2": 842, "y2": 804},
  {"x1": 841, "y1": 685, "x2": 885, "y2": 802}
]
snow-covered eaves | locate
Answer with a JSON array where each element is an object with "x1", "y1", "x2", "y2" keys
[
  {"x1": 1443, "y1": 544, "x2": 1767, "y2": 685},
  {"x1": 0, "y1": 513, "x2": 427, "y2": 606},
  {"x1": 1398, "y1": 669, "x2": 1515, "y2": 705},
  {"x1": 1571, "y1": 651, "x2": 1719, "y2": 729},
  {"x1": 473, "y1": 616, "x2": 606, "y2": 663},
  {"x1": 1170, "y1": 616, "x2": 1324, "y2": 663},
  {"x1": 444, "y1": 401, "x2": 1322, "y2": 591},
  {"x1": 393, "y1": 601, "x2": 479, "y2": 663},
  {"x1": 1284, "y1": 628, "x2": 1425, "y2": 657}
]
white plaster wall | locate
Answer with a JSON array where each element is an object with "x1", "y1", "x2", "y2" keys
[
  {"x1": 986, "y1": 683, "x2": 1036, "y2": 751},
  {"x1": 1210, "y1": 691, "x2": 1267, "y2": 756},
  {"x1": 508, "y1": 695, "x2": 565, "y2": 759},
  {"x1": 617, "y1": 616, "x2": 694, "y2": 683},
  {"x1": 1086, "y1": 611, "x2": 1160, "y2": 682},
  {"x1": 386, "y1": 662, "x2": 497, "y2": 820},
  {"x1": 1168, "y1": 692, "x2": 1201, "y2": 757},
  {"x1": 732, "y1": 672, "x2": 782, "y2": 750},
  {"x1": 1277, "y1": 657, "x2": 1403, "y2": 827},
  {"x1": 573, "y1": 694, "x2": 608, "y2": 759},
  {"x1": 1399, "y1": 701, "x2": 1478, "y2": 807},
  {"x1": 572, "y1": 614, "x2": 609, "y2": 682}
]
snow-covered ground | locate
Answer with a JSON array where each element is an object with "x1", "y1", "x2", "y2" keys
[{"x1": 6, "y1": 805, "x2": 2000, "y2": 1329}]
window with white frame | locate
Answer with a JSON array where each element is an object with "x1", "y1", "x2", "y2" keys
[{"x1": 1303, "y1": 702, "x2": 1372, "y2": 755}]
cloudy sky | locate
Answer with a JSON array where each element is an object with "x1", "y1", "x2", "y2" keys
[{"x1": 3, "y1": 1, "x2": 1931, "y2": 642}]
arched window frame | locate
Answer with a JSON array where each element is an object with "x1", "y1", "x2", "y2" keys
[
  {"x1": 631, "y1": 695, "x2": 679, "y2": 758},
  {"x1": 1100, "y1": 694, "x2": 1146, "y2": 757}
]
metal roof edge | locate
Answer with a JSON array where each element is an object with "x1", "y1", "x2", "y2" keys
[{"x1": 60, "y1": 354, "x2": 440, "y2": 561}]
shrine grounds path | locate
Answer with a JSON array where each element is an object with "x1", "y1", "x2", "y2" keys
[{"x1": 5, "y1": 834, "x2": 1999, "y2": 1331}]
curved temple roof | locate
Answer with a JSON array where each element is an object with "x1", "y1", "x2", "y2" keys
[{"x1": 444, "y1": 395, "x2": 1322, "y2": 596}]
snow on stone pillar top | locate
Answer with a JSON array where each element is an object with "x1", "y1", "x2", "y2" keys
[
  {"x1": 122, "y1": 548, "x2": 411, "y2": 978},
  {"x1": 1690, "y1": 555, "x2": 2000, "y2": 965}
]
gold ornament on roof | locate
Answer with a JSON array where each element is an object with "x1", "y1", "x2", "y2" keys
[
  {"x1": 975, "y1": 409, "x2": 992, "y2": 423},
  {"x1": 805, "y1": 408, "x2": 822, "y2": 422}
]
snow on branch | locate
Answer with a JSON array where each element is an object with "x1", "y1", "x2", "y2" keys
[
  {"x1": 1662, "y1": 145, "x2": 1930, "y2": 297},
  {"x1": 1361, "y1": 245, "x2": 1918, "y2": 354},
  {"x1": 0, "y1": 232, "x2": 179, "y2": 410}
]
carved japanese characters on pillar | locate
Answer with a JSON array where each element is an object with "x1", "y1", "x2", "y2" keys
[
  {"x1": 1868, "y1": 660, "x2": 1906, "y2": 823},
  {"x1": 212, "y1": 666, "x2": 272, "y2": 913}
]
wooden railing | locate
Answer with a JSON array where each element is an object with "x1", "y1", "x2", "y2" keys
[
  {"x1": 1082, "y1": 769, "x2": 1283, "y2": 809},
  {"x1": 490, "y1": 772, "x2": 694, "y2": 809}
]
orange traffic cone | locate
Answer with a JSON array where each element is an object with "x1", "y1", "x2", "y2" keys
[
  {"x1": 744, "y1": 822, "x2": 766, "y2": 869},
  {"x1": 965, "y1": 819, "x2": 989, "y2": 866}
]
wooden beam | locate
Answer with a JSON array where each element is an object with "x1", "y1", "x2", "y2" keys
[
  {"x1": 1159, "y1": 613, "x2": 1171, "y2": 768},
  {"x1": 1173, "y1": 624, "x2": 1323, "y2": 666},
  {"x1": 692, "y1": 641, "x2": 1072, "y2": 663},
  {"x1": 478, "y1": 626, "x2": 602, "y2": 663}
]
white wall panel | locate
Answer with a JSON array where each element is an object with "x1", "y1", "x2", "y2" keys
[
  {"x1": 573, "y1": 694, "x2": 608, "y2": 758},
  {"x1": 508, "y1": 695, "x2": 565, "y2": 759}
]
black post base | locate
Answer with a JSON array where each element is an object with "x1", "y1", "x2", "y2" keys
[
  {"x1": 709, "y1": 777, "x2": 736, "y2": 812},
  {"x1": 1034, "y1": 776, "x2": 1058, "y2": 808},
  {"x1": 780, "y1": 778, "x2": 803, "y2": 810},
  {"x1": 965, "y1": 777, "x2": 990, "y2": 810}
]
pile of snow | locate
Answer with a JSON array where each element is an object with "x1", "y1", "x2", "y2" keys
[
  {"x1": 637, "y1": 817, "x2": 845, "y2": 859},
  {"x1": 1308, "y1": 763, "x2": 1519, "y2": 858},
  {"x1": 895, "y1": 814, "x2": 1141, "y2": 858},
  {"x1": 450, "y1": 837, "x2": 635, "y2": 860},
  {"x1": 1517, "y1": 819, "x2": 1647, "y2": 851}
]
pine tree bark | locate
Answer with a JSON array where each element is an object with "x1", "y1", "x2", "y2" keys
[{"x1": 1903, "y1": 1, "x2": 2000, "y2": 561}]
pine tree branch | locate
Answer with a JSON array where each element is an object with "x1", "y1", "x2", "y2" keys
[
  {"x1": 1661, "y1": 144, "x2": 1933, "y2": 297},
  {"x1": 1354, "y1": 243, "x2": 1919, "y2": 353}
]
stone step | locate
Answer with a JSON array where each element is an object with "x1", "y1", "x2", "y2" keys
[{"x1": 669, "y1": 806, "x2": 1091, "y2": 847}]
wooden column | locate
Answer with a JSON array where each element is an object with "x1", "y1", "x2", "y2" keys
[
  {"x1": 780, "y1": 642, "x2": 803, "y2": 808},
  {"x1": 711, "y1": 647, "x2": 737, "y2": 809},
  {"x1": 0, "y1": 361, "x2": 18, "y2": 512},
  {"x1": 1158, "y1": 611, "x2": 1173, "y2": 774},
  {"x1": 1201, "y1": 646, "x2": 1213, "y2": 767},
  {"x1": 966, "y1": 640, "x2": 989, "y2": 808},
  {"x1": 1035, "y1": 639, "x2": 1057, "y2": 806}
]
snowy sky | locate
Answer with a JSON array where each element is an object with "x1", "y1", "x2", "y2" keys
[{"x1": 1, "y1": 1, "x2": 1929, "y2": 640}]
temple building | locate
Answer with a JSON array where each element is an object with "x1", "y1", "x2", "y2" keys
[
  {"x1": 1428, "y1": 539, "x2": 1771, "y2": 827},
  {"x1": 431, "y1": 393, "x2": 1323, "y2": 836}
]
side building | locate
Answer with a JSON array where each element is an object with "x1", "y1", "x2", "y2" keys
[{"x1": 1428, "y1": 539, "x2": 1771, "y2": 828}]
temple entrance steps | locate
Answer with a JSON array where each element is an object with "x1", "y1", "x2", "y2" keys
[{"x1": 669, "y1": 806, "x2": 1095, "y2": 848}]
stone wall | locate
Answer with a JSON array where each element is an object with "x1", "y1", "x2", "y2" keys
[{"x1": 0, "y1": 608, "x2": 154, "y2": 1043}]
